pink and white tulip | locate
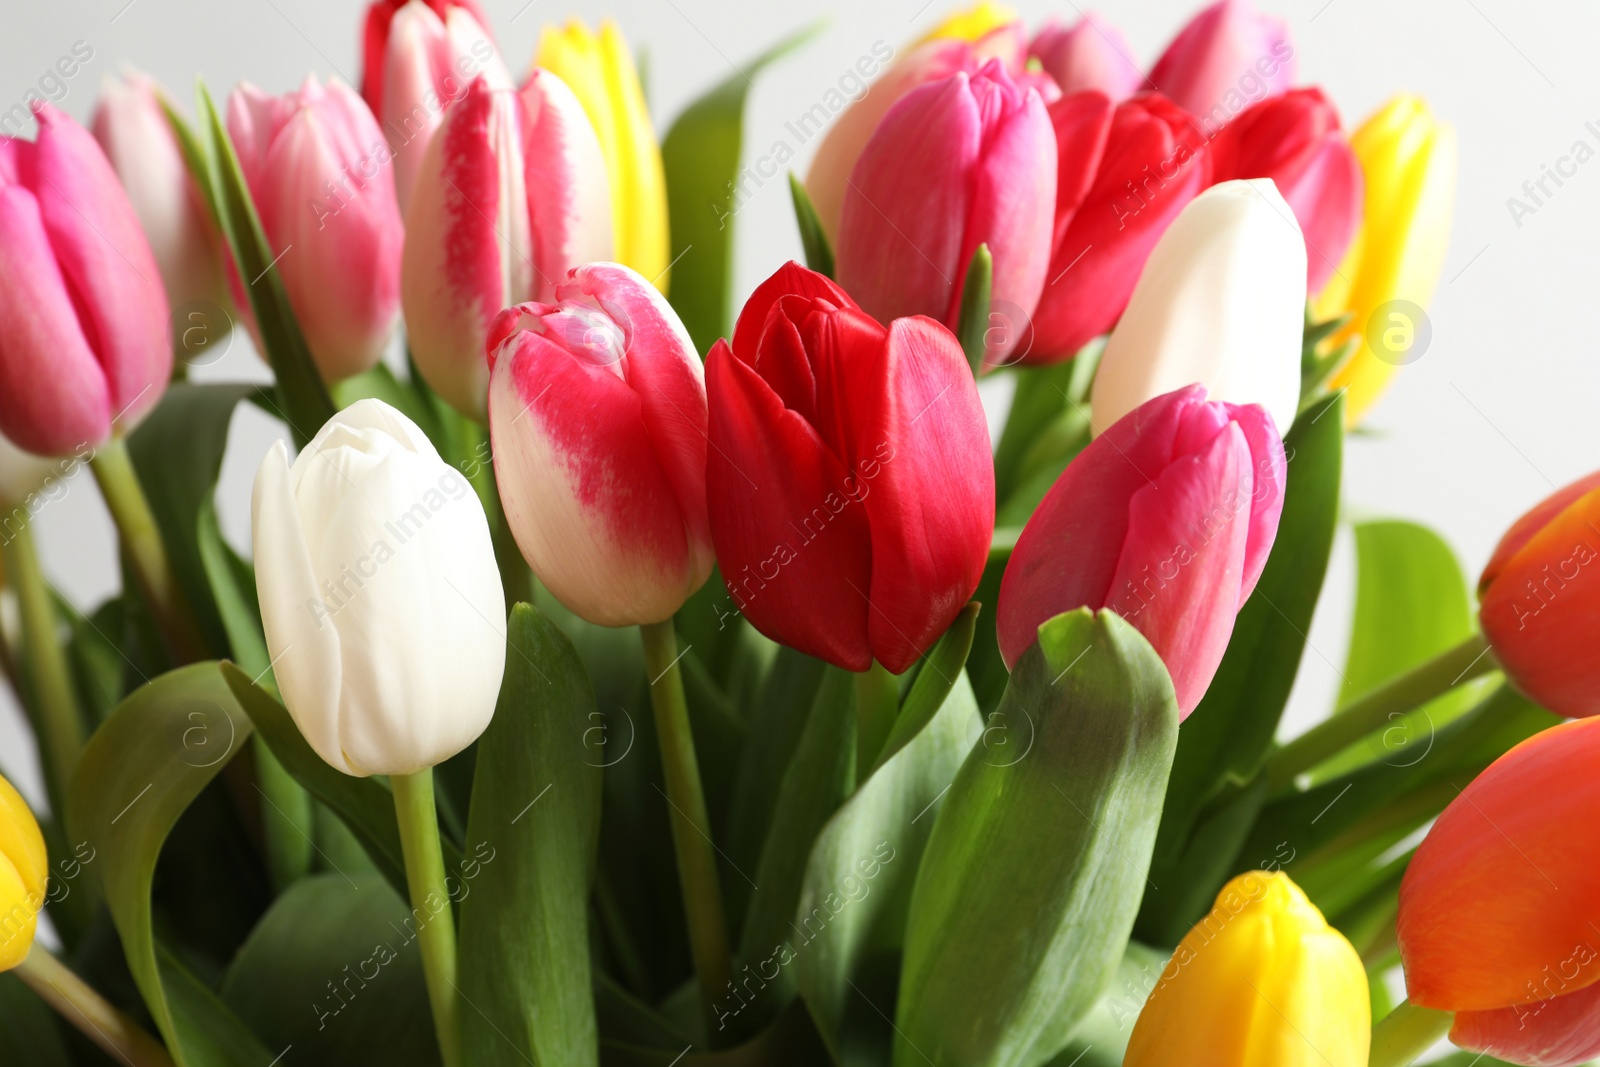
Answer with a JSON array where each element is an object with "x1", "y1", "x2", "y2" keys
[
  {"x1": 1148, "y1": 0, "x2": 1295, "y2": 128},
  {"x1": 1029, "y1": 14, "x2": 1144, "y2": 101}
]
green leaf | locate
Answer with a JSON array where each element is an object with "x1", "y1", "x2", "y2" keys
[
  {"x1": 870, "y1": 602, "x2": 979, "y2": 775},
  {"x1": 602, "y1": 999, "x2": 832, "y2": 1065},
  {"x1": 788, "y1": 174, "x2": 834, "y2": 278},
  {"x1": 957, "y1": 244, "x2": 993, "y2": 376},
  {"x1": 1047, "y1": 941, "x2": 1168, "y2": 1067},
  {"x1": 991, "y1": 343, "x2": 1100, "y2": 509},
  {"x1": 195, "y1": 498, "x2": 268, "y2": 681},
  {"x1": 66, "y1": 662, "x2": 275, "y2": 1065},
  {"x1": 896, "y1": 608, "x2": 1179, "y2": 1067},
  {"x1": 0, "y1": 973, "x2": 72, "y2": 1067},
  {"x1": 661, "y1": 24, "x2": 821, "y2": 354},
  {"x1": 459, "y1": 604, "x2": 604, "y2": 1066}
]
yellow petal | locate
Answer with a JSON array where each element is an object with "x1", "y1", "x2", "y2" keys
[
  {"x1": 915, "y1": 0, "x2": 1019, "y2": 45},
  {"x1": 0, "y1": 774, "x2": 46, "y2": 972}
]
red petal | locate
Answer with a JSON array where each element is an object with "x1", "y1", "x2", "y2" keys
[
  {"x1": 1452, "y1": 979, "x2": 1600, "y2": 1067},
  {"x1": 731, "y1": 260, "x2": 856, "y2": 362}
]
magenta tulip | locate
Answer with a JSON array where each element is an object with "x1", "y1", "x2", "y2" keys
[
  {"x1": 1148, "y1": 0, "x2": 1295, "y2": 129},
  {"x1": 403, "y1": 72, "x2": 611, "y2": 419},
  {"x1": 1030, "y1": 14, "x2": 1145, "y2": 101},
  {"x1": 835, "y1": 59, "x2": 1056, "y2": 366},
  {"x1": 0, "y1": 103, "x2": 170, "y2": 456},
  {"x1": 998, "y1": 385, "x2": 1285, "y2": 716}
]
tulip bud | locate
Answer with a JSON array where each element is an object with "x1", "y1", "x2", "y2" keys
[
  {"x1": 0, "y1": 772, "x2": 47, "y2": 971},
  {"x1": 1210, "y1": 88, "x2": 1363, "y2": 290},
  {"x1": 487, "y1": 263, "x2": 711, "y2": 626},
  {"x1": 1029, "y1": 14, "x2": 1145, "y2": 101},
  {"x1": 836, "y1": 60, "x2": 1056, "y2": 365},
  {"x1": 0, "y1": 103, "x2": 171, "y2": 456},
  {"x1": 705, "y1": 262, "x2": 993, "y2": 673},
  {"x1": 914, "y1": 1, "x2": 1019, "y2": 45},
  {"x1": 360, "y1": 0, "x2": 495, "y2": 113},
  {"x1": 1028, "y1": 91, "x2": 1212, "y2": 364},
  {"x1": 537, "y1": 20, "x2": 669, "y2": 288},
  {"x1": 0, "y1": 432, "x2": 56, "y2": 511},
  {"x1": 251, "y1": 399, "x2": 506, "y2": 777},
  {"x1": 92, "y1": 69, "x2": 233, "y2": 328},
  {"x1": 1313, "y1": 95, "x2": 1455, "y2": 426},
  {"x1": 1091, "y1": 179, "x2": 1306, "y2": 437},
  {"x1": 1398, "y1": 716, "x2": 1600, "y2": 1066},
  {"x1": 999, "y1": 385, "x2": 1285, "y2": 717},
  {"x1": 1148, "y1": 0, "x2": 1295, "y2": 126},
  {"x1": 403, "y1": 73, "x2": 612, "y2": 419},
  {"x1": 1124, "y1": 871, "x2": 1369, "y2": 1067}
]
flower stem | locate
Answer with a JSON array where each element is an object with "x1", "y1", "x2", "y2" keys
[
  {"x1": 854, "y1": 660, "x2": 899, "y2": 771},
  {"x1": 1265, "y1": 634, "x2": 1494, "y2": 794},
  {"x1": 89, "y1": 436, "x2": 208, "y2": 664},
  {"x1": 1, "y1": 520, "x2": 84, "y2": 802},
  {"x1": 639, "y1": 618, "x2": 731, "y2": 1037},
  {"x1": 391, "y1": 768, "x2": 462, "y2": 1067},
  {"x1": 1369, "y1": 999, "x2": 1453, "y2": 1067},
  {"x1": 14, "y1": 945, "x2": 175, "y2": 1067}
]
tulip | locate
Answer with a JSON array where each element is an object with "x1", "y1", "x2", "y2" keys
[
  {"x1": 251, "y1": 398, "x2": 506, "y2": 777},
  {"x1": 1028, "y1": 91, "x2": 1212, "y2": 364},
  {"x1": 1124, "y1": 871, "x2": 1369, "y2": 1067},
  {"x1": 1090, "y1": 179, "x2": 1306, "y2": 437},
  {"x1": 360, "y1": 0, "x2": 495, "y2": 114},
  {"x1": 1148, "y1": 0, "x2": 1296, "y2": 128},
  {"x1": 835, "y1": 60, "x2": 1055, "y2": 365},
  {"x1": 705, "y1": 261, "x2": 993, "y2": 673},
  {"x1": 0, "y1": 772, "x2": 47, "y2": 971},
  {"x1": 1397, "y1": 716, "x2": 1600, "y2": 1065},
  {"x1": 92, "y1": 69, "x2": 233, "y2": 327},
  {"x1": 915, "y1": 0, "x2": 1019, "y2": 45},
  {"x1": 537, "y1": 20, "x2": 670, "y2": 287},
  {"x1": 998, "y1": 385, "x2": 1285, "y2": 716},
  {"x1": 403, "y1": 73, "x2": 612, "y2": 419},
  {"x1": 1313, "y1": 95, "x2": 1455, "y2": 426},
  {"x1": 0, "y1": 103, "x2": 170, "y2": 456},
  {"x1": 487, "y1": 262, "x2": 711, "y2": 626},
  {"x1": 1030, "y1": 14, "x2": 1145, "y2": 101},
  {"x1": 369, "y1": 0, "x2": 512, "y2": 209}
]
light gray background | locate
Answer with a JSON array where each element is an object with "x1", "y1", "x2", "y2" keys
[{"x1": 1, "y1": 0, "x2": 1593, "y2": 875}]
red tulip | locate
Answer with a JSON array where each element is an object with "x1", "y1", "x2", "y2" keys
[
  {"x1": 1027, "y1": 91, "x2": 1212, "y2": 364},
  {"x1": 835, "y1": 60, "x2": 1056, "y2": 367},
  {"x1": 1397, "y1": 716, "x2": 1600, "y2": 1066},
  {"x1": 997, "y1": 385, "x2": 1285, "y2": 716},
  {"x1": 705, "y1": 262, "x2": 993, "y2": 673},
  {"x1": 1148, "y1": 0, "x2": 1295, "y2": 128},
  {"x1": 0, "y1": 103, "x2": 170, "y2": 456},
  {"x1": 1209, "y1": 88, "x2": 1363, "y2": 290},
  {"x1": 1030, "y1": 14, "x2": 1145, "y2": 102}
]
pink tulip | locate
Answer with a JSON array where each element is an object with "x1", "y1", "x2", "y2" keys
[
  {"x1": 1030, "y1": 14, "x2": 1145, "y2": 101},
  {"x1": 1148, "y1": 0, "x2": 1295, "y2": 129},
  {"x1": 0, "y1": 103, "x2": 170, "y2": 456},
  {"x1": 487, "y1": 262, "x2": 711, "y2": 626},
  {"x1": 403, "y1": 72, "x2": 612, "y2": 419},
  {"x1": 998, "y1": 385, "x2": 1285, "y2": 717},
  {"x1": 227, "y1": 76, "x2": 404, "y2": 383},
  {"x1": 361, "y1": 0, "x2": 495, "y2": 115},
  {"x1": 835, "y1": 60, "x2": 1056, "y2": 365}
]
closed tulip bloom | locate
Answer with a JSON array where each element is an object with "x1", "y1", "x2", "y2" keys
[
  {"x1": 537, "y1": 20, "x2": 669, "y2": 287},
  {"x1": 92, "y1": 69, "x2": 232, "y2": 326},
  {"x1": 836, "y1": 60, "x2": 1055, "y2": 365},
  {"x1": 1030, "y1": 14, "x2": 1145, "y2": 101},
  {"x1": 227, "y1": 76, "x2": 404, "y2": 383},
  {"x1": 0, "y1": 104, "x2": 170, "y2": 456},
  {"x1": 0, "y1": 772, "x2": 47, "y2": 971},
  {"x1": 1398, "y1": 717, "x2": 1600, "y2": 1065},
  {"x1": 1148, "y1": 0, "x2": 1295, "y2": 127},
  {"x1": 999, "y1": 385, "x2": 1284, "y2": 716},
  {"x1": 252, "y1": 399, "x2": 506, "y2": 777},
  {"x1": 915, "y1": 0, "x2": 1018, "y2": 45},
  {"x1": 1028, "y1": 91, "x2": 1212, "y2": 364},
  {"x1": 360, "y1": 0, "x2": 495, "y2": 114},
  {"x1": 1314, "y1": 95, "x2": 1455, "y2": 426},
  {"x1": 1091, "y1": 179, "x2": 1306, "y2": 437},
  {"x1": 488, "y1": 263, "x2": 711, "y2": 626},
  {"x1": 404, "y1": 73, "x2": 611, "y2": 419},
  {"x1": 705, "y1": 262, "x2": 993, "y2": 673},
  {"x1": 1124, "y1": 871, "x2": 1369, "y2": 1067}
]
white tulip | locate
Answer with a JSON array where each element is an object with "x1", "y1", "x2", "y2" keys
[
  {"x1": 251, "y1": 399, "x2": 506, "y2": 776},
  {"x1": 1091, "y1": 178, "x2": 1306, "y2": 436}
]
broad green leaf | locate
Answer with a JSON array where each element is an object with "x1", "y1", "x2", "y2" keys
[
  {"x1": 0, "y1": 973, "x2": 72, "y2": 1066},
  {"x1": 459, "y1": 604, "x2": 604, "y2": 1066},
  {"x1": 66, "y1": 662, "x2": 275, "y2": 1065},
  {"x1": 602, "y1": 1001, "x2": 832, "y2": 1065},
  {"x1": 957, "y1": 245, "x2": 993, "y2": 375},
  {"x1": 896, "y1": 608, "x2": 1179, "y2": 1067},
  {"x1": 1047, "y1": 941, "x2": 1168, "y2": 1067},
  {"x1": 331, "y1": 364, "x2": 441, "y2": 435},
  {"x1": 871, "y1": 602, "x2": 979, "y2": 775},
  {"x1": 788, "y1": 174, "x2": 834, "y2": 278},
  {"x1": 195, "y1": 498, "x2": 268, "y2": 682},
  {"x1": 661, "y1": 25, "x2": 820, "y2": 354},
  {"x1": 221, "y1": 874, "x2": 438, "y2": 1066}
]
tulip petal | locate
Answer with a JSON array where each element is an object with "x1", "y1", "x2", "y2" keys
[
  {"x1": 1480, "y1": 470, "x2": 1600, "y2": 593},
  {"x1": 1046, "y1": 90, "x2": 1115, "y2": 239},
  {"x1": 520, "y1": 70, "x2": 613, "y2": 295},
  {"x1": 730, "y1": 260, "x2": 857, "y2": 362},
  {"x1": 1452, "y1": 978, "x2": 1600, "y2": 1067}
]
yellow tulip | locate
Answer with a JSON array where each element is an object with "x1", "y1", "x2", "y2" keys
[
  {"x1": 915, "y1": 1, "x2": 1019, "y2": 45},
  {"x1": 0, "y1": 772, "x2": 47, "y2": 971},
  {"x1": 1124, "y1": 871, "x2": 1370, "y2": 1067},
  {"x1": 536, "y1": 20, "x2": 671, "y2": 291},
  {"x1": 1314, "y1": 94, "x2": 1456, "y2": 426}
]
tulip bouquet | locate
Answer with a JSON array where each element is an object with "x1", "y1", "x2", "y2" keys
[{"x1": 0, "y1": 2, "x2": 1591, "y2": 1066}]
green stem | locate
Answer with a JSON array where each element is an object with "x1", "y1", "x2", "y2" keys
[
  {"x1": 2, "y1": 521, "x2": 84, "y2": 802},
  {"x1": 639, "y1": 618, "x2": 731, "y2": 1037},
  {"x1": 854, "y1": 660, "x2": 899, "y2": 772},
  {"x1": 89, "y1": 436, "x2": 208, "y2": 664},
  {"x1": 1265, "y1": 634, "x2": 1494, "y2": 793},
  {"x1": 1369, "y1": 999, "x2": 1453, "y2": 1067},
  {"x1": 14, "y1": 946, "x2": 175, "y2": 1067},
  {"x1": 392, "y1": 769, "x2": 462, "y2": 1067}
]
